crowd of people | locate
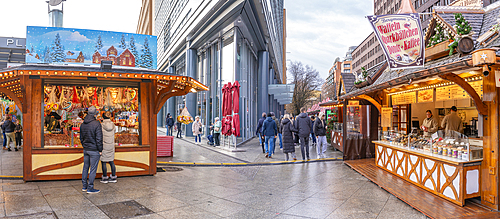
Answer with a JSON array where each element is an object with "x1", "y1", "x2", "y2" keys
[
  {"x1": 165, "y1": 106, "x2": 329, "y2": 161},
  {"x1": 1, "y1": 115, "x2": 23, "y2": 151},
  {"x1": 259, "y1": 106, "x2": 328, "y2": 161}
]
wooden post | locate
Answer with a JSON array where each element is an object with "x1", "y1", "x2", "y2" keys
[
  {"x1": 481, "y1": 67, "x2": 499, "y2": 210},
  {"x1": 21, "y1": 76, "x2": 32, "y2": 181}
]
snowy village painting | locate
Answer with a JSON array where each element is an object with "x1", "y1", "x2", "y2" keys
[{"x1": 25, "y1": 26, "x2": 157, "y2": 69}]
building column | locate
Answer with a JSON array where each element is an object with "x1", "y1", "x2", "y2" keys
[
  {"x1": 258, "y1": 51, "x2": 269, "y2": 115},
  {"x1": 185, "y1": 48, "x2": 197, "y2": 137}
]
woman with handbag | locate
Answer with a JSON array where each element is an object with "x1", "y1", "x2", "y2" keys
[
  {"x1": 213, "y1": 117, "x2": 221, "y2": 146},
  {"x1": 192, "y1": 116, "x2": 203, "y2": 144}
]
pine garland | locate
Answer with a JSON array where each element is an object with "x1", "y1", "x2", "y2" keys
[
  {"x1": 427, "y1": 23, "x2": 448, "y2": 48},
  {"x1": 447, "y1": 13, "x2": 472, "y2": 55}
]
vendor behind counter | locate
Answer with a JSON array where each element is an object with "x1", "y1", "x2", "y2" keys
[{"x1": 441, "y1": 106, "x2": 463, "y2": 133}]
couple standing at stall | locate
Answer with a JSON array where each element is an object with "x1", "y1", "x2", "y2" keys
[{"x1": 80, "y1": 106, "x2": 117, "y2": 194}]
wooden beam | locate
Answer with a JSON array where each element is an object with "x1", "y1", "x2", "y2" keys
[
  {"x1": 439, "y1": 73, "x2": 488, "y2": 115},
  {"x1": 154, "y1": 85, "x2": 192, "y2": 114},
  {"x1": 357, "y1": 94, "x2": 382, "y2": 113},
  {"x1": 154, "y1": 82, "x2": 175, "y2": 114},
  {"x1": 0, "y1": 87, "x2": 23, "y2": 113}
]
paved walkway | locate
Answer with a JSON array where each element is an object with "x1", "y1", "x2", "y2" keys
[
  {"x1": 0, "y1": 129, "x2": 428, "y2": 218},
  {"x1": 157, "y1": 127, "x2": 344, "y2": 164}
]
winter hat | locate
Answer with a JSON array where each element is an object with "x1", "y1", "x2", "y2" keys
[
  {"x1": 88, "y1": 106, "x2": 98, "y2": 116},
  {"x1": 319, "y1": 112, "x2": 325, "y2": 118}
]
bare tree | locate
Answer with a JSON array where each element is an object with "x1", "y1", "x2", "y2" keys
[{"x1": 288, "y1": 61, "x2": 322, "y2": 115}]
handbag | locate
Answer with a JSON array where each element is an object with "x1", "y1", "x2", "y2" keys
[
  {"x1": 214, "y1": 127, "x2": 220, "y2": 132},
  {"x1": 199, "y1": 127, "x2": 202, "y2": 132}
]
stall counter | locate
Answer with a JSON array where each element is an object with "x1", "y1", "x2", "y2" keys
[{"x1": 374, "y1": 140, "x2": 481, "y2": 206}]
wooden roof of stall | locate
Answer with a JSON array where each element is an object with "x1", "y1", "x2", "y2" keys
[{"x1": 0, "y1": 64, "x2": 209, "y2": 114}]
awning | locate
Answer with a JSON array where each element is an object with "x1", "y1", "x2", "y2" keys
[{"x1": 268, "y1": 84, "x2": 294, "y2": 104}]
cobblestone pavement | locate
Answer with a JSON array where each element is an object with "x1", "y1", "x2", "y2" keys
[{"x1": 0, "y1": 129, "x2": 428, "y2": 218}]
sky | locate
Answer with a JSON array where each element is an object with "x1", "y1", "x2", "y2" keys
[
  {"x1": 0, "y1": 0, "x2": 374, "y2": 80},
  {"x1": 0, "y1": 0, "x2": 142, "y2": 38},
  {"x1": 284, "y1": 0, "x2": 374, "y2": 80}
]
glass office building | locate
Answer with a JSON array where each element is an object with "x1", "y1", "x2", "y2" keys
[{"x1": 153, "y1": 0, "x2": 287, "y2": 142}]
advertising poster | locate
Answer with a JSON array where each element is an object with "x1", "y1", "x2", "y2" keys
[
  {"x1": 25, "y1": 26, "x2": 157, "y2": 69},
  {"x1": 367, "y1": 14, "x2": 425, "y2": 70}
]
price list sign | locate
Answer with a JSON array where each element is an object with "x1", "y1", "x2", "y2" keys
[
  {"x1": 392, "y1": 92, "x2": 416, "y2": 105},
  {"x1": 436, "y1": 86, "x2": 450, "y2": 101}
]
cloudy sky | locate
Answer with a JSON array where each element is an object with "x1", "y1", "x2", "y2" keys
[
  {"x1": 1, "y1": 0, "x2": 373, "y2": 80},
  {"x1": 284, "y1": 0, "x2": 374, "y2": 80},
  {"x1": 0, "y1": 0, "x2": 141, "y2": 38}
]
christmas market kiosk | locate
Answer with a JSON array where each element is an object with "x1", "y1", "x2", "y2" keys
[
  {"x1": 2, "y1": 26, "x2": 208, "y2": 181},
  {"x1": 1, "y1": 64, "x2": 207, "y2": 181},
  {"x1": 339, "y1": 2, "x2": 500, "y2": 214}
]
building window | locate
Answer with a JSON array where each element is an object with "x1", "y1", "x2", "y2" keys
[
  {"x1": 343, "y1": 64, "x2": 350, "y2": 68},
  {"x1": 343, "y1": 69, "x2": 350, "y2": 73}
]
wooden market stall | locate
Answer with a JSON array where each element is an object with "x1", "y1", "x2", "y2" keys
[
  {"x1": 339, "y1": 4, "x2": 500, "y2": 212},
  {"x1": 319, "y1": 101, "x2": 343, "y2": 151},
  {"x1": 0, "y1": 64, "x2": 207, "y2": 181}
]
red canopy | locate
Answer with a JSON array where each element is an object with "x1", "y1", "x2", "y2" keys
[
  {"x1": 225, "y1": 82, "x2": 232, "y2": 116},
  {"x1": 232, "y1": 81, "x2": 241, "y2": 136}
]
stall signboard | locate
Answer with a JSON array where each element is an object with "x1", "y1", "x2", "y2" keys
[
  {"x1": 25, "y1": 26, "x2": 157, "y2": 69},
  {"x1": 417, "y1": 89, "x2": 433, "y2": 103},
  {"x1": 436, "y1": 86, "x2": 451, "y2": 101},
  {"x1": 367, "y1": 14, "x2": 425, "y2": 70},
  {"x1": 392, "y1": 92, "x2": 416, "y2": 105},
  {"x1": 381, "y1": 107, "x2": 392, "y2": 128},
  {"x1": 470, "y1": 80, "x2": 483, "y2": 98},
  {"x1": 450, "y1": 0, "x2": 483, "y2": 7}
]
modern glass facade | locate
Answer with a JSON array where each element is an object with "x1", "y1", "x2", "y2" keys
[{"x1": 154, "y1": 0, "x2": 285, "y2": 143}]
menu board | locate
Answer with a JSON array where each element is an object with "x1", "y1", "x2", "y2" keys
[
  {"x1": 392, "y1": 92, "x2": 416, "y2": 105},
  {"x1": 469, "y1": 80, "x2": 483, "y2": 98},
  {"x1": 381, "y1": 107, "x2": 392, "y2": 128},
  {"x1": 449, "y1": 85, "x2": 467, "y2": 99},
  {"x1": 417, "y1": 89, "x2": 433, "y2": 103},
  {"x1": 436, "y1": 86, "x2": 451, "y2": 101}
]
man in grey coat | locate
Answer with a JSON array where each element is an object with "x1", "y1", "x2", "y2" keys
[{"x1": 294, "y1": 107, "x2": 312, "y2": 161}]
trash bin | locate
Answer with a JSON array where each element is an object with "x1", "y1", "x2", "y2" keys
[{"x1": 157, "y1": 136, "x2": 174, "y2": 157}]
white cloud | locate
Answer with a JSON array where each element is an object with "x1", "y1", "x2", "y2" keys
[
  {"x1": 285, "y1": 0, "x2": 374, "y2": 80},
  {"x1": 66, "y1": 31, "x2": 90, "y2": 42}
]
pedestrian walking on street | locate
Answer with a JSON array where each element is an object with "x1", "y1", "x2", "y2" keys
[
  {"x1": 292, "y1": 115, "x2": 299, "y2": 146},
  {"x1": 310, "y1": 115, "x2": 316, "y2": 147},
  {"x1": 166, "y1": 113, "x2": 174, "y2": 136},
  {"x1": 2, "y1": 116, "x2": 16, "y2": 151},
  {"x1": 281, "y1": 114, "x2": 297, "y2": 161},
  {"x1": 100, "y1": 112, "x2": 117, "y2": 184},
  {"x1": 314, "y1": 112, "x2": 328, "y2": 159},
  {"x1": 192, "y1": 116, "x2": 203, "y2": 144},
  {"x1": 1, "y1": 117, "x2": 6, "y2": 150},
  {"x1": 214, "y1": 117, "x2": 221, "y2": 146},
  {"x1": 14, "y1": 120, "x2": 22, "y2": 149},
  {"x1": 80, "y1": 106, "x2": 103, "y2": 194},
  {"x1": 256, "y1": 112, "x2": 266, "y2": 153},
  {"x1": 176, "y1": 120, "x2": 183, "y2": 138},
  {"x1": 262, "y1": 113, "x2": 277, "y2": 158},
  {"x1": 271, "y1": 112, "x2": 282, "y2": 151},
  {"x1": 295, "y1": 107, "x2": 312, "y2": 161}
]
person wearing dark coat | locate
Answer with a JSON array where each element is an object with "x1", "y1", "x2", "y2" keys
[
  {"x1": 166, "y1": 113, "x2": 174, "y2": 136},
  {"x1": 314, "y1": 112, "x2": 328, "y2": 159},
  {"x1": 281, "y1": 114, "x2": 297, "y2": 161},
  {"x1": 2, "y1": 116, "x2": 16, "y2": 151},
  {"x1": 80, "y1": 106, "x2": 103, "y2": 194},
  {"x1": 176, "y1": 120, "x2": 183, "y2": 138},
  {"x1": 295, "y1": 107, "x2": 312, "y2": 160},
  {"x1": 310, "y1": 115, "x2": 316, "y2": 147},
  {"x1": 262, "y1": 113, "x2": 277, "y2": 158},
  {"x1": 256, "y1": 113, "x2": 266, "y2": 153}
]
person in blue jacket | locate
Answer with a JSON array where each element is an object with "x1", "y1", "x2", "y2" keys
[
  {"x1": 166, "y1": 113, "x2": 174, "y2": 136},
  {"x1": 262, "y1": 113, "x2": 277, "y2": 158},
  {"x1": 310, "y1": 115, "x2": 316, "y2": 147},
  {"x1": 256, "y1": 112, "x2": 266, "y2": 153}
]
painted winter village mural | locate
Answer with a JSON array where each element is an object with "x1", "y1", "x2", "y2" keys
[{"x1": 25, "y1": 26, "x2": 157, "y2": 69}]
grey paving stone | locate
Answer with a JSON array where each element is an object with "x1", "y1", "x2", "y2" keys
[
  {"x1": 224, "y1": 190, "x2": 306, "y2": 212},
  {"x1": 3, "y1": 190, "x2": 52, "y2": 217},
  {"x1": 351, "y1": 181, "x2": 391, "y2": 202},
  {"x1": 39, "y1": 185, "x2": 82, "y2": 198},
  {"x1": 2, "y1": 182, "x2": 39, "y2": 192},
  {"x1": 0, "y1": 201, "x2": 5, "y2": 217},
  {"x1": 192, "y1": 198, "x2": 247, "y2": 218},
  {"x1": 4, "y1": 212, "x2": 58, "y2": 219},
  {"x1": 168, "y1": 190, "x2": 215, "y2": 205},
  {"x1": 283, "y1": 197, "x2": 346, "y2": 218},
  {"x1": 274, "y1": 213, "x2": 316, "y2": 219},
  {"x1": 53, "y1": 205, "x2": 109, "y2": 219},
  {"x1": 376, "y1": 198, "x2": 428, "y2": 219},
  {"x1": 157, "y1": 205, "x2": 221, "y2": 219},
  {"x1": 44, "y1": 194, "x2": 94, "y2": 209},
  {"x1": 135, "y1": 194, "x2": 187, "y2": 212},
  {"x1": 129, "y1": 213, "x2": 165, "y2": 219},
  {"x1": 326, "y1": 197, "x2": 387, "y2": 219},
  {"x1": 118, "y1": 187, "x2": 166, "y2": 200},
  {"x1": 85, "y1": 190, "x2": 133, "y2": 206}
]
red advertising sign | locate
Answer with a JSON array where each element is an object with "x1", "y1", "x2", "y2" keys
[{"x1": 367, "y1": 14, "x2": 425, "y2": 70}]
